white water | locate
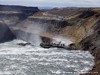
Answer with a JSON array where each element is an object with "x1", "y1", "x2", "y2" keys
[
  {"x1": 52, "y1": 36, "x2": 73, "y2": 46},
  {"x1": 0, "y1": 40, "x2": 94, "y2": 75}
]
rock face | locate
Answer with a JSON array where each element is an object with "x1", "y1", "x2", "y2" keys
[
  {"x1": 0, "y1": 23, "x2": 15, "y2": 43},
  {"x1": 79, "y1": 30, "x2": 100, "y2": 75},
  {"x1": 8, "y1": 8, "x2": 100, "y2": 48},
  {"x1": 0, "y1": 5, "x2": 39, "y2": 15},
  {"x1": 30, "y1": 8, "x2": 100, "y2": 43},
  {"x1": 9, "y1": 17, "x2": 69, "y2": 45},
  {"x1": 0, "y1": 5, "x2": 39, "y2": 43},
  {"x1": 40, "y1": 8, "x2": 100, "y2": 75},
  {"x1": 0, "y1": 5, "x2": 39, "y2": 26}
]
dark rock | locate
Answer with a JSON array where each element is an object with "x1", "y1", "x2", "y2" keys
[
  {"x1": 41, "y1": 37, "x2": 52, "y2": 44},
  {"x1": 0, "y1": 23, "x2": 16, "y2": 43},
  {"x1": 67, "y1": 43, "x2": 77, "y2": 50},
  {"x1": 40, "y1": 42, "x2": 68, "y2": 49},
  {"x1": 94, "y1": 20, "x2": 100, "y2": 31},
  {"x1": 0, "y1": 5, "x2": 39, "y2": 16},
  {"x1": 79, "y1": 10, "x2": 96, "y2": 18},
  {"x1": 17, "y1": 43, "x2": 31, "y2": 46},
  {"x1": 0, "y1": 5, "x2": 40, "y2": 26}
]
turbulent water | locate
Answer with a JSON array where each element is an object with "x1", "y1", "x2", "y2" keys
[{"x1": 0, "y1": 40, "x2": 94, "y2": 75}]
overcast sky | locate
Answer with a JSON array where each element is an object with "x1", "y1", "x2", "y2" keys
[{"x1": 0, "y1": 0, "x2": 100, "y2": 7}]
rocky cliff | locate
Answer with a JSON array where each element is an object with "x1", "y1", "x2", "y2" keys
[
  {"x1": 24, "y1": 8, "x2": 100, "y2": 75},
  {"x1": 8, "y1": 8, "x2": 100, "y2": 44},
  {"x1": 0, "y1": 23, "x2": 15, "y2": 43},
  {"x1": 0, "y1": 5, "x2": 39, "y2": 15},
  {"x1": 0, "y1": 5, "x2": 39, "y2": 26},
  {"x1": 0, "y1": 5, "x2": 39, "y2": 43},
  {"x1": 78, "y1": 31, "x2": 100, "y2": 75},
  {"x1": 0, "y1": 6, "x2": 100, "y2": 75},
  {"x1": 27, "y1": 8, "x2": 100, "y2": 42}
]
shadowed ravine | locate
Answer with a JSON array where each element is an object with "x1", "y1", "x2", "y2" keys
[{"x1": 0, "y1": 40, "x2": 94, "y2": 75}]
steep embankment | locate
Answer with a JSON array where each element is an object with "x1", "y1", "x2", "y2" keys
[
  {"x1": 10, "y1": 8, "x2": 100, "y2": 44},
  {"x1": 0, "y1": 5, "x2": 39, "y2": 42},
  {"x1": 0, "y1": 5, "x2": 39, "y2": 26},
  {"x1": 28, "y1": 8, "x2": 100, "y2": 42},
  {"x1": 47, "y1": 8, "x2": 99, "y2": 42},
  {"x1": 48, "y1": 8, "x2": 100, "y2": 75},
  {"x1": 10, "y1": 18, "x2": 69, "y2": 45},
  {"x1": 28, "y1": 8, "x2": 100, "y2": 75},
  {"x1": 80, "y1": 23, "x2": 100, "y2": 75},
  {"x1": 0, "y1": 23, "x2": 15, "y2": 43}
]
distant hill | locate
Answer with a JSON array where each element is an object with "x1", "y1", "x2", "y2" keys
[
  {"x1": 0, "y1": 5, "x2": 39, "y2": 16},
  {"x1": 0, "y1": 5, "x2": 40, "y2": 26}
]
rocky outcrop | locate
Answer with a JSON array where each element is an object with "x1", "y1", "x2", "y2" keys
[
  {"x1": 0, "y1": 5, "x2": 39, "y2": 43},
  {"x1": 78, "y1": 10, "x2": 96, "y2": 18},
  {"x1": 45, "y1": 8, "x2": 100, "y2": 75},
  {"x1": 0, "y1": 5, "x2": 39, "y2": 26},
  {"x1": 31, "y1": 8, "x2": 100, "y2": 43},
  {"x1": 8, "y1": 8, "x2": 100, "y2": 48},
  {"x1": 8, "y1": 17, "x2": 70, "y2": 46},
  {"x1": 0, "y1": 23, "x2": 15, "y2": 43},
  {"x1": 72, "y1": 19, "x2": 100, "y2": 75},
  {"x1": 0, "y1": 5, "x2": 39, "y2": 15},
  {"x1": 79, "y1": 30, "x2": 100, "y2": 75}
]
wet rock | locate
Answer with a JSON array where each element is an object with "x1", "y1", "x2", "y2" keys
[
  {"x1": 0, "y1": 23, "x2": 16, "y2": 43},
  {"x1": 17, "y1": 42, "x2": 31, "y2": 46},
  {"x1": 40, "y1": 42, "x2": 68, "y2": 49},
  {"x1": 67, "y1": 43, "x2": 78, "y2": 50}
]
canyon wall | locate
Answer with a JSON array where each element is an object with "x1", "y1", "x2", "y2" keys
[
  {"x1": 0, "y1": 5, "x2": 100, "y2": 75},
  {"x1": 0, "y1": 5, "x2": 39, "y2": 43},
  {"x1": 0, "y1": 6, "x2": 100, "y2": 46},
  {"x1": 0, "y1": 5, "x2": 39, "y2": 26},
  {"x1": 8, "y1": 8, "x2": 100, "y2": 46},
  {"x1": 0, "y1": 23, "x2": 15, "y2": 43}
]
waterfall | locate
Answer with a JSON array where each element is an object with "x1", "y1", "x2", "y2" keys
[{"x1": 0, "y1": 39, "x2": 94, "y2": 75}]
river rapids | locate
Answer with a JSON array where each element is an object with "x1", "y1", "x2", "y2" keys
[{"x1": 0, "y1": 40, "x2": 94, "y2": 75}]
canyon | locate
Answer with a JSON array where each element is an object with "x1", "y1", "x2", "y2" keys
[{"x1": 0, "y1": 5, "x2": 100, "y2": 75}]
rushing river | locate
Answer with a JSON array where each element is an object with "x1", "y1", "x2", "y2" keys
[{"x1": 0, "y1": 40, "x2": 94, "y2": 75}]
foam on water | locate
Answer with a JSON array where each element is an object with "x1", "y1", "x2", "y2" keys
[
  {"x1": 0, "y1": 40, "x2": 94, "y2": 75},
  {"x1": 52, "y1": 36, "x2": 73, "y2": 46}
]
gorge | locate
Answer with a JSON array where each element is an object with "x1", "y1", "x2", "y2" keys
[{"x1": 0, "y1": 5, "x2": 100, "y2": 75}]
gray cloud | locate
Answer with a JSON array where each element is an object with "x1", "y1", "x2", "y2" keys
[{"x1": 0, "y1": 0, "x2": 100, "y2": 7}]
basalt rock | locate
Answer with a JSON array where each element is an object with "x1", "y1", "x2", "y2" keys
[
  {"x1": 0, "y1": 5, "x2": 39, "y2": 26},
  {"x1": 17, "y1": 42, "x2": 31, "y2": 46},
  {"x1": 0, "y1": 23, "x2": 16, "y2": 43},
  {"x1": 40, "y1": 42, "x2": 68, "y2": 49}
]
